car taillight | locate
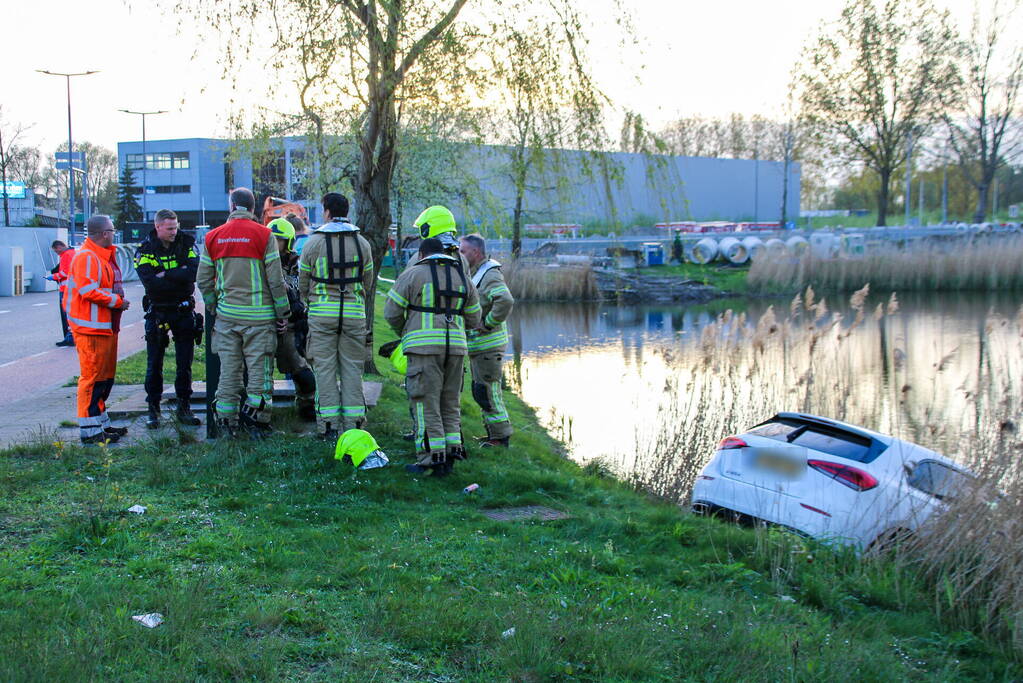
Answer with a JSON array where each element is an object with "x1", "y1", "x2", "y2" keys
[
  {"x1": 807, "y1": 460, "x2": 878, "y2": 491},
  {"x1": 718, "y1": 436, "x2": 748, "y2": 450}
]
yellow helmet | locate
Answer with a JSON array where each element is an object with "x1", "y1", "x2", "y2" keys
[
  {"x1": 414, "y1": 205, "x2": 457, "y2": 240},
  {"x1": 334, "y1": 429, "x2": 389, "y2": 469},
  {"x1": 267, "y1": 217, "x2": 296, "y2": 251}
]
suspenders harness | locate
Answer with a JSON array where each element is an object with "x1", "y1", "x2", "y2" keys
[
  {"x1": 407, "y1": 256, "x2": 469, "y2": 360},
  {"x1": 309, "y1": 222, "x2": 364, "y2": 332}
]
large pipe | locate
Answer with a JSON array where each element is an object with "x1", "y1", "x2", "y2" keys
[
  {"x1": 742, "y1": 236, "x2": 766, "y2": 261},
  {"x1": 786, "y1": 235, "x2": 809, "y2": 256},
  {"x1": 764, "y1": 238, "x2": 787, "y2": 258},
  {"x1": 719, "y1": 237, "x2": 749, "y2": 264},
  {"x1": 688, "y1": 237, "x2": 718, "y2": 264}
]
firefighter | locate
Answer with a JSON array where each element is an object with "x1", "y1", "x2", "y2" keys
[
  {"x1": 135, "y1": 209, "x2": 201, "y2": 429},
  {"x1": 268, "y1": 217, "x2": 316, "y2": 421},
  {"x1": 298, "y1": 192, "x2": 375, "y2": 441},
  {"x1": 459, "y1": 234, "x2": 515, "y2": 447},
  {"x1": 197, "y1": 187, "x2": 290, "y2": 438},
  {"x1": 66, "y1": 215, "x2": 131, "y2": 445},
  {"x1": 384, "y1": 236, "x2": 481, "y2": 477}
]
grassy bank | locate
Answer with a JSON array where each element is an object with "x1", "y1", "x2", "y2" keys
[
  {"x1": 644, "y1": 262, "x2": 751, "y2": 294},
  {"x1": 1, "y1": 301, "x2": 1019, "y2": 679}
]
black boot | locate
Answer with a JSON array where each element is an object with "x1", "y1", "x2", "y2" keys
[
  {"x1": 176, "y1": 403, "x2": 201, "y2": 426},
  {"x1": 146, "y1": 404, "x2": 161, "y2": 430},
  {"x1": 319, "y1": 422, "x2": 339, "y2": 442},
  {"x1": 297, "y1": 400, "x2": 316, "y2": 422},
  {"x1": 105, "y1": 425, "x2": 129, "y2": 437},
  {"x1": 430, "y1": 460, "x2": 453, "y2": 478},
  {"x1": 82, "y1": 431, "x2": 119, "y2": 446},
  {"x1": 217, "y1": 417, "x2": 239, "y2": 439},
  {"x1": 448, "y1": 445, "x2": 468, "y2": 461},
  {"x1": 481, "y1": 436, "x2": 510, "y2": 448}
]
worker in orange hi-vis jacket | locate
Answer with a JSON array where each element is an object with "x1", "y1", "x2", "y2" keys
[{"x1": 65, "y1": 215, "x2": 131, "y2": 445}]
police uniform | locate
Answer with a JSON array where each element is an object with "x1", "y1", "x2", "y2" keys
[
  {"x1": 298, "y1": 218, "x2": 375, "y2": 436},
  {"x1": 467, "y1": 257, "x2": 515, "y2": 442},
  {"x1": 135, "y1": 230, "x2": 200, "y2": 417},
  {"x1": 384, "y1": 253, "x2": 482, "y2": 468}
]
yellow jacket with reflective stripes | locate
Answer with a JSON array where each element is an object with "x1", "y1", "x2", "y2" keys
[
  {"x1": 467, "y1": 260, "x2": 514, "y2": 354},
  {"x1": 383, "y1": 254, "x2": 482, "y2": 355},
  {"x1": 297, "y1": 221, "x2": 375, "y2": 320},
  {"x1": 196, "y1": 210, "x2": 289, "y2": 325}
]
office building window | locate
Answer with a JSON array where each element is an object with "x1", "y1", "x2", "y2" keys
[
  {"x1": 126, "y1": 152, "x2": 190, "y2": 170},
  {"x1": 145, "y1": 185, "x2": 191, "y2": 195}
]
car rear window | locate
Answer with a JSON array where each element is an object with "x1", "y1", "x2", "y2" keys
[
  {"x1": 907, "y1": 460, "x2": 972, "y2": 500},
  {"x1": 748, "y1": 417, "x2": 881, "y2": 463}
]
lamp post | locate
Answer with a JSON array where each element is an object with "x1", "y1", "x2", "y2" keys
[
  {"x1": 118, "y1": 109, "x2": 167, "y2": 222},
  {"x1": 37, "y1": 69, "x2": 99, "y2": 245}
]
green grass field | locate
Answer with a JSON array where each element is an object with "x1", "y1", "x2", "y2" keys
[
  {"x1": 644, "y1": 262, "x2": 751, "y2": 294},
  {"x1": 2, "y1": 299, "x2": 1019, "y2": 679}
]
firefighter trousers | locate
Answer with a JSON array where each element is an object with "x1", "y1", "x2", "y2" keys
[
  {"x1": 405, "y1": 352, "x2": 465, "y2": 466},
  {"x1": 74, "y1": 333, "x2": 118, "y2": 439},
  {"x1": 211, "y1": 317, "x2": 276, "y2": 425},
  {"x1": 306, "y1": 316, "x2": 366, "y2": 433},
  {"x1": 469, "y1": 351, "x2": 512, "y2": 439},
  {"x1": 276, "y1": 328, "x2": 315, "y2": 412}
]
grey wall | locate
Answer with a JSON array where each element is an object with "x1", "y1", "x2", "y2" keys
[{"x1": 0, "y1": 227, "x2": 68, "y2": 292}]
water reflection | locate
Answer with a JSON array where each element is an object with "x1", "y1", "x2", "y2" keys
[{"x1": 508, "y1": 292, "x2": 1023, "y2": 503}]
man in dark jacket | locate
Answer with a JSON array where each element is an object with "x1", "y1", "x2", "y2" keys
[{"x1": 135, "y1": 209, "x2": 201, "y2": 428}]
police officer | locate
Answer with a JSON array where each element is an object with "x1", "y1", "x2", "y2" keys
[
  {"x1": 384, "y1": 236, "x2": 481, "y2": 477},
  {"x1": 197, "y1": 188, "x2": 290, "y2": 438},
  {"x1": 459, "y1": 234, "x2": 515, "y2": 446},
  {"x1": 268, "y1": 217, "x2": 316, "y2": 421},
  {"x1": 135, "y1": 209, "x2": 201, "y2": 428},
  {"x1": 298, "y1": 193, "x2": 375, "y2": 441}
]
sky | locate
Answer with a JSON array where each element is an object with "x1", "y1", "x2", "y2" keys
[{"x1": 4, "y1": 0, "x2": 983, "y2": 156}]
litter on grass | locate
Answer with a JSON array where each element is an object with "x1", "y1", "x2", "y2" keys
[
  {"x1": 127, "y1": 505, "x2": 146, "y2": 514},
  {"x1": 502, "y1": 627, "x2": 516, "y2": 639},
  {"x1": 132, "y1": 613, "x2": 163, "y2": 628}
]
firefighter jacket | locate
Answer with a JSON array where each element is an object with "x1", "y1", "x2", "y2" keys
[
  {"x1": 384, "y1": 253, "x2": 482, "y2": 355},
  {"x1": 64, "y1": 237, "x2": 125, "y2": 336},
  {"x1": 297, "y1": 220, "x2": 375, "y2": 321},
  {"x1": 135, "y1": 231, "x2": 198, "y2": 307},
  {"x1": 466, "y1": 259, "x2": 514, "y2": 354},
  {"x1": 196, "y1": 209, "x2": 290, "y2": 324}
]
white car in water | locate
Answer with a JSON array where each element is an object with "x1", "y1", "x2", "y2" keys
[{"x1": 691, "y1": 412, "x2": 975, "y2": 550}]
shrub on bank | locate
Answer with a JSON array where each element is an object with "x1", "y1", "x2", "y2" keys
[{"x1": 747, "y1": 237, "x2": 1023, "y2": 292}]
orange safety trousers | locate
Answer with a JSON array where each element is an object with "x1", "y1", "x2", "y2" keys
[{"x1": 75, "y1": 333, "x2": 118, "y2": 438}]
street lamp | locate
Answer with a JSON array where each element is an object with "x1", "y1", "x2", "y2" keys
[
  {"x1": 118, "y1": 109, "x2": 167, "y2": 222},
  {"x1": 37, "y1": 69, "x2": 99, "y2": 246}
]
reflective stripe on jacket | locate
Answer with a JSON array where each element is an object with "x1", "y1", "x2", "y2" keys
[
  {"x1": 383, "y1": 254, "x2": 482, "y2": 356},
  {"x1": 467, "y1": 260, "x2": 514, "y2": 354},
  {"x1": 196, "y1": 210, "x2": 290, "y2": 325},
  {"x1": 65, "y1": 238, "x2": 123, "y2": 336},
  {"x1": 297, "y1": 222, "x2": 375, "y2": 320}
]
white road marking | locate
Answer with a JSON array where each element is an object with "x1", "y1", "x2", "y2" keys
[
  {"x1": 28, "y1": 351, "x2": 49, "y2": 359},
  {"x1": 0, "y1": 361, "x2": 15, "y2": 368},
  {"x1": 0, "y1": 310, "x2": 9, "y2": 314},
  {"x1": 32, "y1": 303, "x2": 49, "y2": 307}
]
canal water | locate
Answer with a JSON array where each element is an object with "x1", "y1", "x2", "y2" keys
[{"x1": 505, "y1": 291, "x2": 1023, "y2": 503}]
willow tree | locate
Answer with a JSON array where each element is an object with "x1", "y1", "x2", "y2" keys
[
  {"x1": 945, "y1": 0, "x2": 1023, "y2": 222},
  {"x1": 175, "y1": 0, "x2": 622, "y2": 368},
  {"x1": 800, "y1": 0, "x2": 959, "y2": 226}
]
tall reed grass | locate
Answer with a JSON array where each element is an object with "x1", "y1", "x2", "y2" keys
[
  {"x1": 616, "y1": 285, "x2": 1023, "y2": 652},
  {"x1": 748, "y1": 236, "x2": 1023, "y2": 292},
  {"x1": 502, "y1": 259, "x2": 598, "y2": 301}
]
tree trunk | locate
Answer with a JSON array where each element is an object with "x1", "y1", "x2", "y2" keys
[
  {"x1": 0, "y1": 129, "x2": 8, "y2": 227},
  {"x1": 354, "y1": 96, "x2": 399, "y2": 376},
  {"x1": 876, "y1": 167, "x2": 891, "y2": 227},
  {"x1": 973, "y1": 181, "x2": 990, "y2": 224},
  {"x1": 511, "y1": 190, "x2": 523, "y2": 257}
]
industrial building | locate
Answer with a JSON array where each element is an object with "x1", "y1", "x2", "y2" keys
[{"x1": 115, "y1": 137, "x2": 800, "y2": 230}]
